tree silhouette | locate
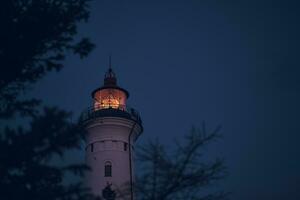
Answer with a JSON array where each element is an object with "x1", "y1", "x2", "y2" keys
[
  {"x1": 135, "y1": 124, "x2": 228, "y2": 200},
  {"x1": 0, "y1": 0, "x2": 95, "y2": 199},
  {"x1": 102, "y1": 184, "x2": 116, "y2": 200},
  {"x1": 0, "y1": 0, "x2": 94, "y2": 119},
  {"x1": 0, "y1": 108, "x2": 92, "y2": 199}
]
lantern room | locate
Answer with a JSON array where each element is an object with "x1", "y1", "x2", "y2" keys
[{"x1": 91, "y1": 66, "x2": 129, "y2": 111}]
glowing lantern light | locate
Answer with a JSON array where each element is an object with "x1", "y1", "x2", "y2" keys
[
  {"x1": 100, "y1": 94, "x2": 120, "y2": 109},
  {"x1": 91, "y1": 65, "x2": 129, "y2": 111}
]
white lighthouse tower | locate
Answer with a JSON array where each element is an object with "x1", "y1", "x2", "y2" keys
[{"x1": 80, "y1": 63, "x2": 143, "y2": 199}]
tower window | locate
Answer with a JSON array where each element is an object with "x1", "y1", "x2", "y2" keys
[
  {"x1": 104, "y1": 161, "x2": 112, "y2": 177},
  {"x1": 91, "y1": 143, "x2": 94, "y2": 152},
  {"x1": 124, "y1": 142, "x2": 128, "y2": 151}
]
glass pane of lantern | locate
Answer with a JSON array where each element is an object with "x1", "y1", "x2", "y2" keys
[{"x1": 101, "y1": 94, "x2": 119, "y2": 109}]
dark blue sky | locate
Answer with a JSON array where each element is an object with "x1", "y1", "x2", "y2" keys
[{"x1": 30, "y1": 1, "x2": 300, "y2": 199}]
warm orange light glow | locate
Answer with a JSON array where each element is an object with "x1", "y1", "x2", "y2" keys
[
  {"x1": 101, "y1": 95, "x2": 120, "y2": 109},
  {"x1": 93, "y1": 88, "x2": 127, "y2": 110}
]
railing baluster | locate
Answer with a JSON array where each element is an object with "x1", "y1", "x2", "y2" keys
[{"x1": 79, "y1": 105, "x2": 142, "y2": 125}]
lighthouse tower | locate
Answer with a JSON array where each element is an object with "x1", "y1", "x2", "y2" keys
[{"x1": 80, "y1": 63, "x2": 143, "y2": 199}]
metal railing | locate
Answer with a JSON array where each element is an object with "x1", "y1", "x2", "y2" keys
[{"x1": 79, "y1": 104, "x2": 142, "y2": 125}]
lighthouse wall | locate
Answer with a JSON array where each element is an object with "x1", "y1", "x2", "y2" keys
[{"x1": 84, "y1": 117, "x2": 142, "y2": 198}]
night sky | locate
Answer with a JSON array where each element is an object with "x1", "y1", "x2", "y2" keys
[{"x1": 29, "y1": 1, "x2": 300, "y2": 199}]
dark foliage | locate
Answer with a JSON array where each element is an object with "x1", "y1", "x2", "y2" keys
[
  {"x1": 0, "y1": 108, "x2": 91, "y2": 200},
  {"x1": 0, "y1": 0, "x2": 95, "y2": 119},
  {"x1": 102, "y1": 184, "x2": 116, "y2": 200},
  {"x1": 135, "y1": 124, "x2": 228, "y2": 200},
  {"x1": 0, "y1": 0, "x2": 95, "y2": 199}
]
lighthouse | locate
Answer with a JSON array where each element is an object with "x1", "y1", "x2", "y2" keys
[{"x1": 80, "y1": 63, "x2": 143, "y2": 199}]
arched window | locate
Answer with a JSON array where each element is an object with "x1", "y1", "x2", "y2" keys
[{"x1": 104, "y1": 161, "x2": 112, "y2": 177}]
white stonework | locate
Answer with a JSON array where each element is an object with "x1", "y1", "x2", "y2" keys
[{"x1": 84, "y1": 117, "x2": 142, "y2": 198}]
